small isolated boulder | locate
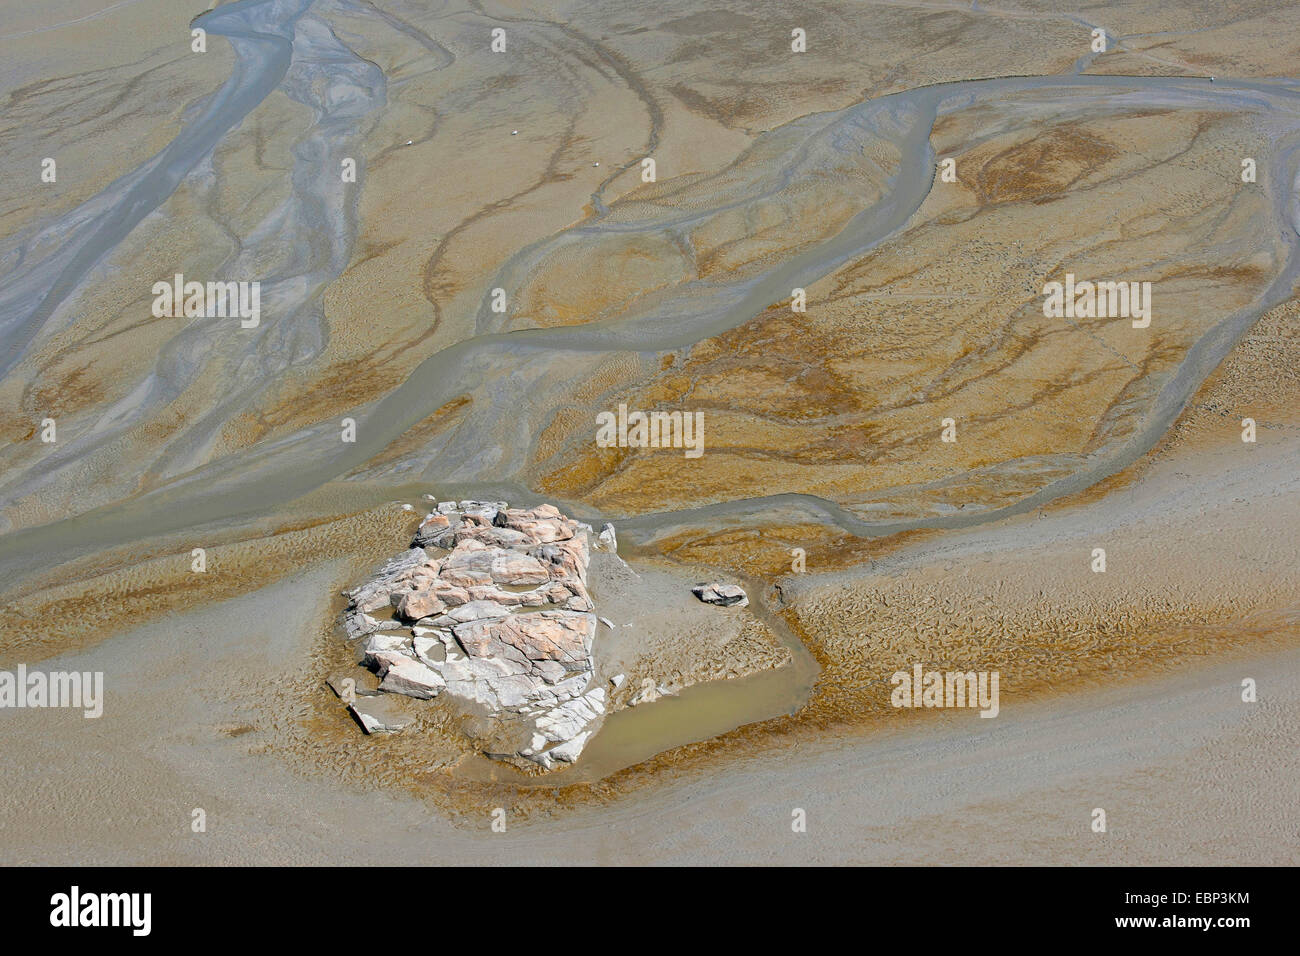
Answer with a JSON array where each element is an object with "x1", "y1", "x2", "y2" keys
[{"x1": 692, "y1": 582, "x2": 749, "y2": 608}]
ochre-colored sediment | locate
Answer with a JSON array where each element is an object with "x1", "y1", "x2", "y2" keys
[
  {"x1": 531, "y1": 103, "x2": 1280, "y2": 529},
  {"x1": 0, "y1": 504, "x2": 416, "y2": 667}
]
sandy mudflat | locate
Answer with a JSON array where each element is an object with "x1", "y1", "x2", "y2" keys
[
  {"x1": 1, "y1": 562, "x2": 1293, "y2": 864},
  {"x1": 0, "y1": 409, "x2": 1294, "y2": 863}
]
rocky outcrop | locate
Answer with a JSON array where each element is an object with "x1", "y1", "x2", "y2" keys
[
  {"x1": 350, "y1": 694, "x2": 416, "y2": 734},
  {"x1": 692, "y1": 582, "x2": 749, "y2": 607},
  {"x1": 340, "y1": 501, "x2": 610, "y2": 770},
  {"x1": 341, "y1": 548, "x2": 428, "y2": 639}
]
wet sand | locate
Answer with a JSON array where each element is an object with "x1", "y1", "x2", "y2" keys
[
  {"x1": 1, "y1": 390, "x2": 1293, "y2": 863},
  {"x1": 2, "y1": 563, "x2": 1293, "y2": 864}
]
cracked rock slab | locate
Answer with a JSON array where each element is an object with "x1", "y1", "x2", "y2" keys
[{"x1": 339, "y1": 502, "x2": 615, "y2": 770}]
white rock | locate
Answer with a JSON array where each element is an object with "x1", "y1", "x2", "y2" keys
[
  {"x1": 343, "y1": 608, "x2": 404, "y2": 640},
  {"x1": 596, "y1": 523, "x2": 617, "y2": 553},
  {"x1": 490, "y1": 551, "x2": 550, "y2": 586},
  {"x1": 413, "y1": 634, "x2": 445, "y2": 666},
  {"x1": 691, "y1": 582, "x2": 749, "y2": 608},
  {"x1": 350, "y1": 696, "x2": 415, "y2": 734},
  {"x1": 343, "y1": 501, "x2": 610, "y2": 769},
  {"x1": 534, "y1": 687, "x2": 606, "y2": 743},
  {"x1": 379, "y1": 656, "x2": 445, "y2": 699},
  {"x1": 361, "y1": 633, "x2": 412, "y2": 667},
  {"x1": 526, "y1": 751, "x2": 556, "y2": 770},
  {"x1": 444, "y1": 600, "x2": 513, "y2": 624},
  {"x1": 344, "y1": 548, "x2": 429, "y2": 614},
  {"x1": 548, "y1": 731, "x2": 591, "y2": 763},
  {"x1": 630, "y1": 682, "x2": 659, "y2": 706}
]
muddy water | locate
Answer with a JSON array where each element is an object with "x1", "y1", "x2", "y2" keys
[
  {"x1": 568, "y1": 633, "x2": 818, "y2": 783},
  {"x1": 454, "y1": 563, "x2": 821, "y2": 786},
  {"x1": 462, "y1": 658, "x2": 816, "y2": 786}
]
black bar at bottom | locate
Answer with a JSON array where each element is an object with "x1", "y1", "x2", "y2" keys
[{"x1": 0, "y1": 865, "x2": 1279, "y2": 942}]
